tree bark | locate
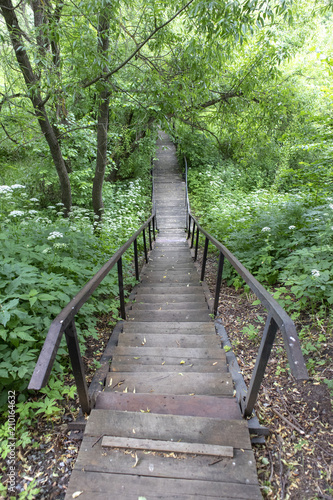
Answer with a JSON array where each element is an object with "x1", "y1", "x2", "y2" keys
[
  {"x1": 0, "y1": 0, "x2": 72, "y2": 213},
  {"x1": 92, "y1": 8, "x2": 110, "y2": 221}
]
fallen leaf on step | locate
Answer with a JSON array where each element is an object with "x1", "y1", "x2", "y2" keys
[{"x1": 72, "y1": 492, "x2": 83, "y2": 499}]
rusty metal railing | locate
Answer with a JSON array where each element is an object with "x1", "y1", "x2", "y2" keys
[
  {"x1": 184, "y1": 156, "x2": 308, "y2": 417},
  {"x1": 28, "y1": 213, "x2": 156, "y2": 414}
]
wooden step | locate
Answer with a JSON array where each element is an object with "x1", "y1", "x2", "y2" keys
[
  {"x1": 66, "y1": 470, "x2": 262, "y2": 499},
  {"x1": 117, "y1": 332, "x2": 220, "y2": 348},
  {"x1": 132, "y1": 293, "x2": 206, "y2": 302},
  {"x1": 112, "y1": 346, "x2": 225, "y2": 359},
  {"x1": 66, "y1": 440, "x2": 261, "y2": 499},
  {"x1": 127, "y1": 310, "x2": 212, "y2": 322},
  {"x1": 85, "y1": 410, "x2": 250, "y2": 447},
  {"x1": 130, "y1": 302, "x2": 208, "y2": 311},
  {"x1": 122, "y1": 321, "x2": 216, "y2": 334},
  {"x1": 94, "y1": 393, "x2": 241, "y2": 419},
  {"x1": 133, "y1": 284, "x2": 203, "y2": 292},
  {"x1": 105, "y1": 371, "x2": 233, "y2": 396},
  {"x1": 110, "y1": 362, "x2": 227, "y2": 373}
]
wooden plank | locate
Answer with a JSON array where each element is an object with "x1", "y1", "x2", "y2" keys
[
  {"x1": 94, "y1": 393, "x2": 241, "y2": 419},
  {"x1": 110, "y1": 360, "x2": 227, "y2": 373},
  {"x1": 127, "y1": 310, "x2": 212, "y2": 322},
  {"x1": 105, "y1": 371, "x2": 233, "y2": 396},
  {"x1": 117, "y1": 333, "x2": 220, "y2": 348},
  {"x1": 65, "y1": 470, "x2": 262, "y2": 499},
  {"x1": 122, "y1": 321, "x2": 216, "y2": 334},
  {"x1": 101, "y1": 436, "x2": 233, "y2": 458},
  {"x1": 133, "y1": 285, "x2": 204, "y2": 292},
  {"x1": 84, "y1": 410, "x2": 251, "y2": 449},
  {"x1": 130, "y1": 302, "x2": 208, "y2": 310},
  {"x1": 134, "y1": 293, "x2": 206, "y2": 302},
  {"x1": 71, "y1": 436, "x2": 256, "y2": 483},
  {"x1": 112, "y1": 346, "x2": 225, "y2": 359}
]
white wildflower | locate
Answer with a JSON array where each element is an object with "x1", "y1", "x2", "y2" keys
[
  {"x1": 289, "y1": 225, "x2": 296, "y2": 230},
  {"x1": 261, "y1": 227, "x2": 271, "y2": 232},
  {"x1": 53, "y1": 242, "x2": 68, "y2": 249},
  {"x1": 329, "y1": 203, "x2": 333, "y2": 210},
  {"x1": 30, "y1": 198, "x2": 39, "y2": 202},
  {"x1": 9, "y1": 210, "x2": 25, "y2": 217},
  {"x1": 56, "y1": 202, "x2": 64, "y2": 206},
  {"x1": 11, "y1": 184, "x2": 25, "y2": 189},
  {"x1": 29, "y1": 210, "x2": 38, "y2": 214},
  {"x1": 47, "y1": 206, "x2": 56, "y2": 209},
  {"x1": 47, "y1": 231, "x2": 64, "y2": 240},
  {"x1": 42, "y1": 248, "x2": 51, "y2": 254},
  {"x1": 0, "y1": 185, "x2": 12, "y2": 194},
  {"x1": 311, "y1": 269, "x2": 320, "y2": 278}
]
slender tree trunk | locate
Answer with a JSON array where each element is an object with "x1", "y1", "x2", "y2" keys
[
  {"x1": 92, "y1": 8, "x2": 110, "y2": 221},
  {"x1": 0, "y1": 0, "x2": 72, "y2": 213},
  {"x1": 93, "y1": 90, "x2": 109, "y2": 219}
]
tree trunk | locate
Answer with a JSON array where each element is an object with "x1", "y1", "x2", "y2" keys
[
  {"x1": 92, "y1": 8, "x2": 110, "y2": 221},
  {"x1": 92, "y1": 90, "x2": 109, "y2": 219},
  {"x1": 0, "y1": 0, "x2": 72, "y2": 213}
]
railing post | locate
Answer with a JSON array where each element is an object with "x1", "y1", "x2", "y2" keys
[
  {"x1": 152, "y1": 216, "x2": 156, "y2": 241},
  {"x1": 242, "y1": 315, "x2": 278, "y2": 417},
  {"x1": 133, "y1": 238, "x2": 139, "y2": 280},
  {"x1": 148, "y1": 221, "x2": 152, "y2": 250},
  {"x1": 117, "y1": 257, "x2": 126, "y2": 319},
  {"x1": 187, "y1": 214, "x2": 191, "y2": 240},
  {"x1": 201, "y1": 237, "x2": 209, "y2": 281},
  {"x1": 190, "y1": 220, "x2": 196, "y2": 248},
  {"x1": 213, "y1": 252, "x2": 224, "y2": 316},
  {"x1": 194, "y1": 226, "x2": 200, "y2": 261},
  {"x1": 143, "y1": 228, "x2": 148, "y2": 263},
  {"x1": 64, "y1": 320, "x2": 90, "y2": 415},
  {"x1": 185, "y1": 156, "x2": 188, "y2": 206}
]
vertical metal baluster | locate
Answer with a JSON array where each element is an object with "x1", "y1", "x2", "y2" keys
[
  {"x1": 190, "y1": 221, "x2": 196, "y2": 248},
  {"x1": 152, "y1": 216, "x2": 156, "y2": 241},
  {"x1": 194, "y1": 226, "x2": 200, "y2": 261},
  {"x1": 148, "y1": 221, "x2": 152, "y2": 250},
  {"x1": 143, "y1": 228, "x2": 148, "y2": 263},
  {"x1": 133, "y1": 238, "x2": 139, "y2": 281},
  {"x1": 201, "y1": 237, "x2": 209, "y2": 281},
  {"x1": 64, "y1": 320, "x2": 90, "y2": 414},
  {"x1": 187, "y1": 215, "x2": 191, "y2": 240},
  {"x1": 213, "y1": 252, "x2": 224, "y2": 316},
  {"x1": 243, "y1": 315, "x2": 278, "y2": 417},
  {"x1": 117, "y1": 257, "x2": 126, "y2": 319}
]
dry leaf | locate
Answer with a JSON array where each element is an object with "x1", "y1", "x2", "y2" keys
[
  {"x1": 72, "y1": 492, "x2": 83, "y2": 499},
  {"x1": 132, "y1": 453, "x2": 139, "y2": 468}
]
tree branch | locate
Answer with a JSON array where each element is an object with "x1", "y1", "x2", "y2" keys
[{"x1": 82, "y1": 0, "x2": 195, "y2": 88}]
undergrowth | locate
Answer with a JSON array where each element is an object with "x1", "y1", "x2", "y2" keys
[{"x1": 0, "y1": 178, "x2": 151, "y2": 497}]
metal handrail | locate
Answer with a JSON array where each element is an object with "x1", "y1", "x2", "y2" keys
[
  {"x1": 184, "y1": 156, "x2": 308, "y2": 417},
  {"x1": 28, "y1": 213, "x2": 156, "y2": 414}
]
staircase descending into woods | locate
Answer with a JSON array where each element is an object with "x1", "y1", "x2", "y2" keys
[{"x1": 64, "y1": 132, "x2": 263, "y2": 499}]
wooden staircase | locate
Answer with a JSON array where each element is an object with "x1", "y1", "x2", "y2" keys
[{"x1": 65, "y1": 132, "x2": 262, "y2": 499}]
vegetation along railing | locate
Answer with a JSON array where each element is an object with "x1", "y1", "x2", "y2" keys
[
  {"x1": 28, "y1": 214, "x2": 157, "y2": 415},
  {"x1": 184, "y1": 157, "x2": 308, "y2": 418}
]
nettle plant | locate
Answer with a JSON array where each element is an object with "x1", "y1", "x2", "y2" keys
[
  {"x1": 188, "y1": 173, "x2": 333, "y2": 315},
  {"x1": 0, "y1": 180, "x2": 151, "y2": 410}
]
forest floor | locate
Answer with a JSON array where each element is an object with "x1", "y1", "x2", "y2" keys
[{"x1": 3, "y1": 252, "x2": 333, "y2": 500}]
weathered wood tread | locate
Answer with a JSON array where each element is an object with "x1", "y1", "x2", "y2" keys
[{"x1": 64, "y1": 131, "x2": 262, "y2": 500}]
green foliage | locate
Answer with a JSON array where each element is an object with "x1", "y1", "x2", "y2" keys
[
  {"x1": 186, "y1": 163, "x2": 333, "y2": 314},
  {"x1": 0, "y1": 181, "x2": 151, "y2": 407}
]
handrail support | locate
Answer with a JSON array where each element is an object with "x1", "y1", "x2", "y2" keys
[
  {"x1": 65, "y1": 321, "x2": 91, "y2": 415},
  {"x1": 214, "y1": 252, "x2": 224, "y2": 316},
  {"x1": 117, "y1": 257, "x2": 126, "y2": 320},
  {"x1": 201, "y1": 237, "x2": 209, "y2": 282},
  {"x1": 242, "y1": 315, "x2": 278, "y2": 417}
]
